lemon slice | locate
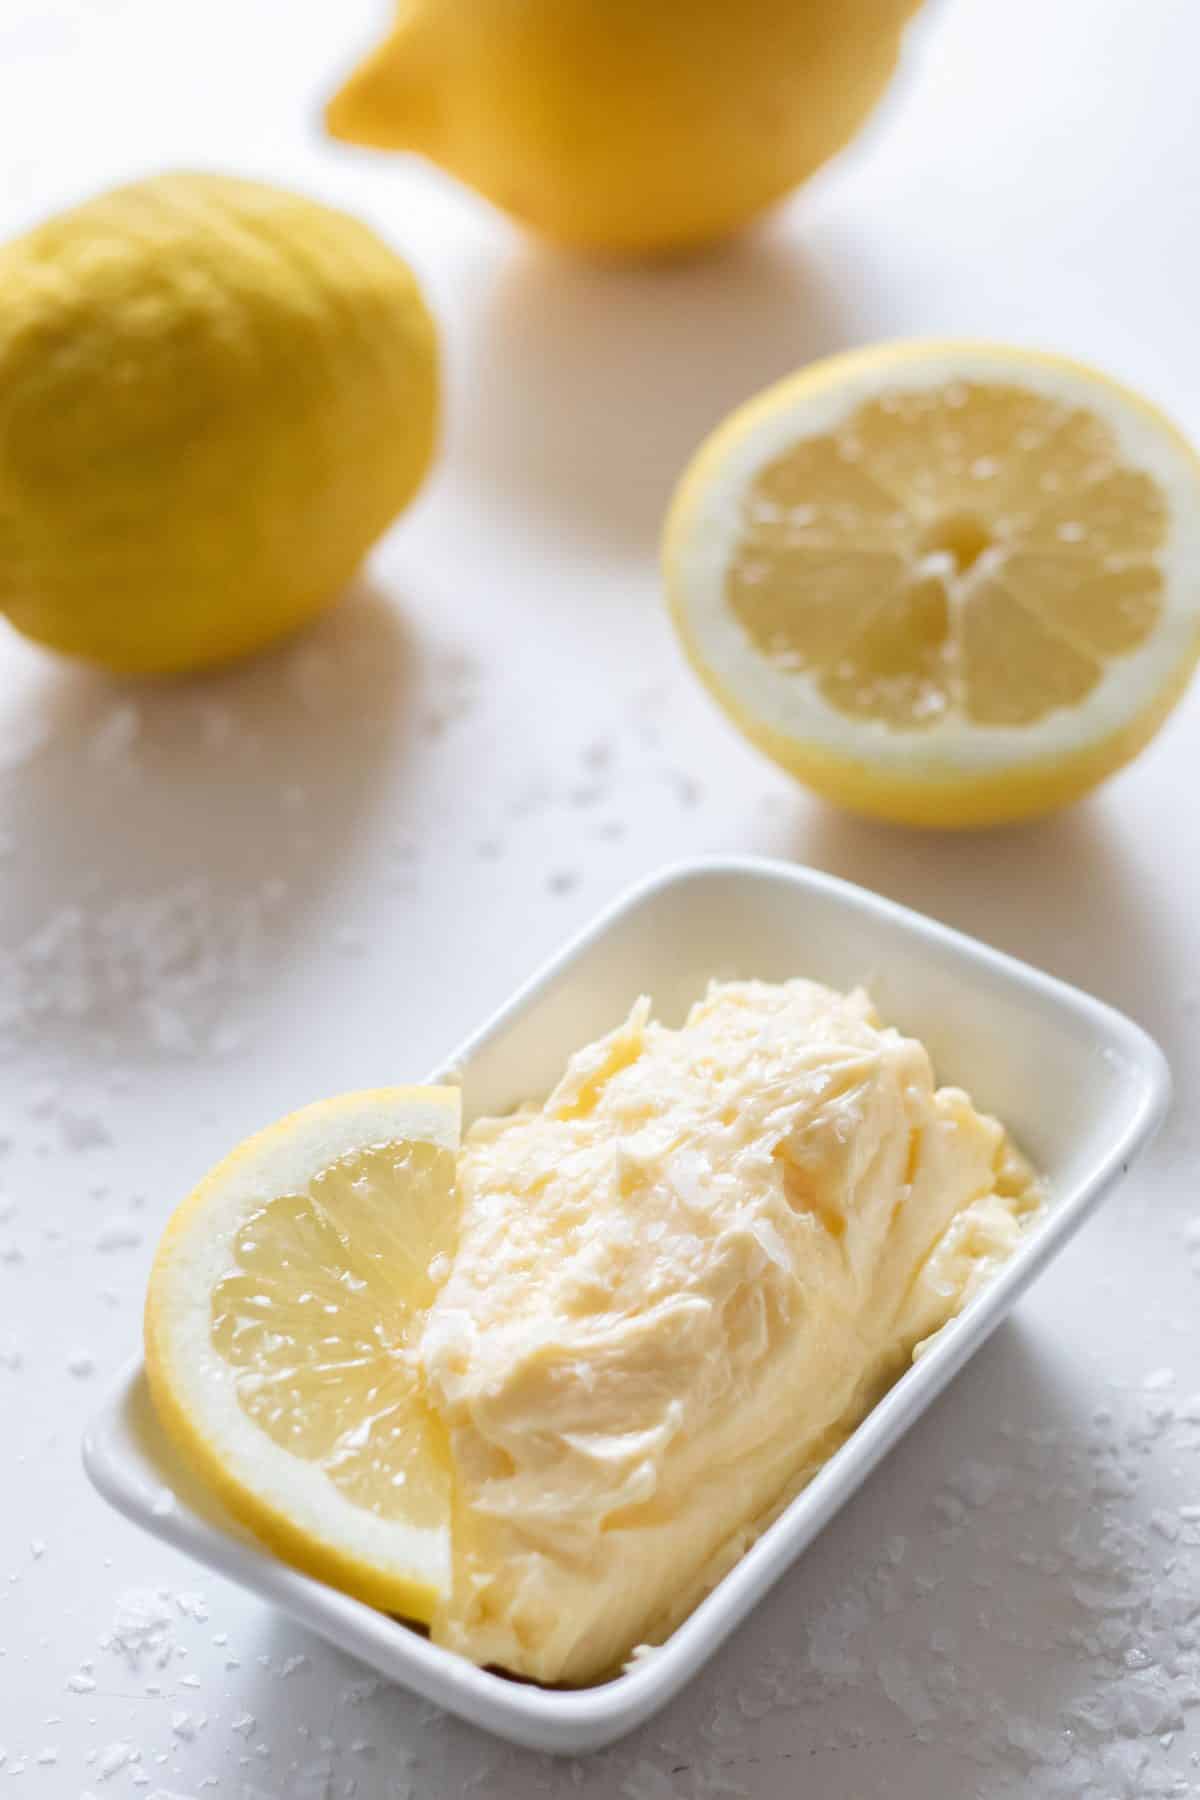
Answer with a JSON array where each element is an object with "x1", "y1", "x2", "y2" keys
[
  {"x1": 664, "y1": 342, "x2": 1200, "y2": 826},
  {"x1": 144, "y1": 1087, "x2": 460, "y2": 1618}
]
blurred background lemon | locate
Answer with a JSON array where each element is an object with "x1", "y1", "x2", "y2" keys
[{"x1": 326, "y1": 0, "x2": 923, "y2": 257}]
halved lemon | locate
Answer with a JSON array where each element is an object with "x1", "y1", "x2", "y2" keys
[
  {"x1": 664, "y1": 342, "x2": 1200, "y2": 826},
  {"x1": 144, "y1": 1087, "x2": 460, "y2": 1618}
]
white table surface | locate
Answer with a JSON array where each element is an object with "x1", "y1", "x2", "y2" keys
[{"x1": 3, "y1": 1, "x2": 1200, "y2": 1794}]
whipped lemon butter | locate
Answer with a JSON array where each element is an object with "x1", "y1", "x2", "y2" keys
[{"x1": 420, "y1": 979, "x2": 1040, "y2": 1684}]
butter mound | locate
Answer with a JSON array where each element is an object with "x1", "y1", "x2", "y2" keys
[{"x1": 420, "y1": 979, "x2": 1040, "y2": 1684}]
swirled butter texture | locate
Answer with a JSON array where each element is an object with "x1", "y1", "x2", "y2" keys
[{"x1": 420, "y1": 980, "x2": 1040, "y2": 1684}]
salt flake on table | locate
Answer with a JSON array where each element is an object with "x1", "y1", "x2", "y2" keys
[
  {"x1": 877, "y1": 1651, "x2": 938, "y2": 1727},
  {"x1": 105, "y1": 1588, "x2": 174, "y2": 1670},
  {"x1": 95, "y1": 1739, "x2": 141, "y2": 1780},
  {"x1": 95, "y1": 1216, "x2": 142, "y2": 1252}
]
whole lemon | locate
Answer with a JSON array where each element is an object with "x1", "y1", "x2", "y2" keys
[
  {"x1": 0, "y1": 173, "x2": 437, "y2": 674},
  {"x1": 326, "y1": 0, "x2": 922, "y2": 258}
]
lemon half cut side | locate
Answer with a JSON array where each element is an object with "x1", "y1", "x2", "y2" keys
[{"x1": 665, "y1": 342, "x2": 1200, "y2": 827}]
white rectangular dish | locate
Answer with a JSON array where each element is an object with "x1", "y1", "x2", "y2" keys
[{"x1": 83, "y1": 856, "x2": 1170, "y2": 1753}]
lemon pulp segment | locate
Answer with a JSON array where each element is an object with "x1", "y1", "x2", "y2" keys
[
  {"x1": 729, "y1": 380, "x2": 1165, "y2": 730},
  {"x1": 209, "y1": 1142, "x2": 456, "y2": 1529}
]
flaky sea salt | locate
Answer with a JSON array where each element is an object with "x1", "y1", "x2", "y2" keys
[
  {"x1": 95, "y1": 1216, "x2": 142, "y2": 1252},
  {"x1": 877, "y1": 1652, "x2": 938, "y2": 1726},
  {"x1": 0, "y1": 879, "x2": 279, "y2": 1056},
  {"x1": 342, "y1": 1678, "x2": 381, "y2": 1704},
  {"x1": 95, "y1": 1740, "x2": 140, "y2": 1780},
  {"x1": 105, "y1": 1589, "x2": 174, "y2": 1670},
  {"x1": 954, "y1": 1460, "x2": 1004, "y2": 1507}
]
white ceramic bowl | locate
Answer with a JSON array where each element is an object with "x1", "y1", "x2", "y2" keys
[{"x1": 83, "y1": 857, "x2": 1169, "y2": 1754}]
